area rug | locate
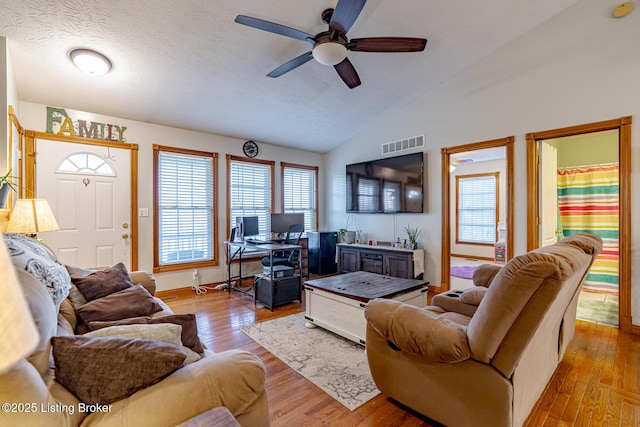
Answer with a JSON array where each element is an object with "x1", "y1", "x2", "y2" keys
[
  {"x1": 240, "y1": 313, "x2": 380, "y2": 410},
  {"x1": 576, "y1": 299, "x2": 618, "y2": 326},
  {"x1": 451, "y1": 265, "x2": 476, "y2": 279}
]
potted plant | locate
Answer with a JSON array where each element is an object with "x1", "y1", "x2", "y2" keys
[
  {"x1": 337, "y1": 228, "x2": 356, "y2": 244},
  {"x1": 403, "y1": 224, "x2": 422, "y2": 249},
  {"x1": 0, "y1": 169, "x2": 18, "y2": 209}
]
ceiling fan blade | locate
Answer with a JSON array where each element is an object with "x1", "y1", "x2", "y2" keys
[
  {"x1": 334, "y1": 58, "x2": 361, "y2": 89},
  {"x1": 235, "y1": 15, "x2": 315, "y2": 44},
  {"x1": 349, "y1": 37, "x2": 427, "y2": 52},
  {"x1": 267, "y1": 51, "x2": 314, "y2": 78},
  {"x1": 329, "y1": 0, "x2": 367, "y2": 35}
]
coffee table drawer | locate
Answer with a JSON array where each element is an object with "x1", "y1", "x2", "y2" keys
[
  {"x1": 305, "y1": 285, "x2": 427, "y2": 345},
  {"x1": 306, "y1": 287, "x2": 368, "y2": 344}
]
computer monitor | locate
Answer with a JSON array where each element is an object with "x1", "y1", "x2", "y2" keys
[
  {"x1": 236, "y1": 216, "x2": 259, "y2": 240},
  {"x1": 270, "y1": 213, "x2": 304, "y2": 235}
]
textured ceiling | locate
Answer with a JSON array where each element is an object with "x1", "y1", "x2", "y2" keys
[{"x1": 1, "y1": 0, "x2": 578, "y2": 153}]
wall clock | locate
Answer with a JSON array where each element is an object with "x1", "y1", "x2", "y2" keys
[{"x1": 243, "y1": 140, "x2": 259, "y2": 158}]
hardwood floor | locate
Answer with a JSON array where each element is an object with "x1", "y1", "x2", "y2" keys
[{"x1": 164, "y1": 289, "x2": 640, "y2": 427}]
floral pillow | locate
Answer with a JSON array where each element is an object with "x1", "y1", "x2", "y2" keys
[{"x1": 3, "y1": 233, "x2": 71, "y2": 308}]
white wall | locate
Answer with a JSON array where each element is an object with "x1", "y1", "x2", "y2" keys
[
  {"x1": 17, "y1": 102, "x2": 325, "y2": 291},
  {"x1": 325, "y1": 0, "x2": 640, "y2": 323}
]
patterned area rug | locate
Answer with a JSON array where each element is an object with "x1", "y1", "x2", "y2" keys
[
  {"x1": 241, "y1": 313, "x2": 380, "y2": 410},
  {"x1": 576, "y1": 299, "x2": 618, "y2": 326},
  {"x1": 451, "y1": 265, "x2": 476, "y2": 279}
]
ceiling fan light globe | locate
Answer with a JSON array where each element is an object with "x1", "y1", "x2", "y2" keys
[{"x1": 312, "y1": 42, "x2": 348, "y2": 66}]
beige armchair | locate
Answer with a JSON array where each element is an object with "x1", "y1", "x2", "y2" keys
[{"x1": 364, "y1": 233, "x2": 602, "y2": 427}]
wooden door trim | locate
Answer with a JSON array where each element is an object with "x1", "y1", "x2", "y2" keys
[
  {"x1": 24, "y1": 130, "x2": 139, "y2": 270},
  {"x1": 440, "y1": 136, "x2": 514, "y2": 293},
  {"x1": 526, "y1": 116, "x2": 632, "y2": 331}
]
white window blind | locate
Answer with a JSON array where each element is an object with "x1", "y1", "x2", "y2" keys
[
  {"x1": 157, "y1": 151, "x2": 213, "y2": 265},
  {"x1": 457, "y1": 174, "x2": 498, "y2": 244},
  {"x1": 358, "y1": 177, "x2": 380, "y2": 212},
  {"x1": 283, "y1": 166, "x2": 316, "y2": 232},
  {"x1": 229, "y1": 160, "x2": 272, "y2": 236}
]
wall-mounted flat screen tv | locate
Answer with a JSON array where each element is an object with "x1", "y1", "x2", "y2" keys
[{"x1": 346, "y1": 152, "x2": 423, "y2": 213}]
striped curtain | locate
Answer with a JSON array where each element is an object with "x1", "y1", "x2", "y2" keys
[{"x1": 557, "y1": 164, "x2": 619, "y2": 294}]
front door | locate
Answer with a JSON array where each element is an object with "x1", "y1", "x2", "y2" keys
[{"x1": 36, "y1": 140, "x2": 132, "y2": 268}]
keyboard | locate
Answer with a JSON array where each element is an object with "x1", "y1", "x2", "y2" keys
[{"x1": 244, "y1": 238, "x2": 273, "y2": 245}]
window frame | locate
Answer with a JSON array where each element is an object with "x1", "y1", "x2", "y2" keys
[
  {"x1": 281, "y1": 162, "x2": 318, "y2": 232},
  {"x1": 455, "y1": 172, "x2": 499, "y2": 246},
  {"x1": 226, "y1": 155, "x2": 275, "y2": 260},
  {"x1": 153, "y1": 145, "x2": 218, "y2": 273}
]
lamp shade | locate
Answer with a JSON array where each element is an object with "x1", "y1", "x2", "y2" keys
[
  {"x1": 0, "y1": 236, "x2": 39, "y2": 374},
  {"x1": 6, "y1": 199, "x2": 60, "y2": 234}
]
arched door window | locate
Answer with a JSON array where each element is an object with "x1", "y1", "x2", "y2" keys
[{"x1": 56, "y1": 152, "x2": 116, "y2": 176}]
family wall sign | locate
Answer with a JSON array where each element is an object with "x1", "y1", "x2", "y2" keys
[{"x1": 46, "y1": 106, "x2": 128, "y2": 142}]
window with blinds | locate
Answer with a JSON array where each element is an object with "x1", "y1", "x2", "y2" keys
[
  {"x1": 229, "y1": 158, "x2": 273, "y2": 237},
  {"x1": 456, "y1": 173, "x2": 499, "y2": 244},
  {"x1": 282, "y1": 163, "x2": 318, "y2": 232},
  {"x1": 153, "y1": 146, "x2": 217, "y2": 272}
]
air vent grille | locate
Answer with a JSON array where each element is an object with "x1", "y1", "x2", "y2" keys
[{"x1": 382, "y1": 134, "x2": 425, "y2": 155}]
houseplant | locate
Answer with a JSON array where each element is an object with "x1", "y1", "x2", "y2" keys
[
  {"x1": 337, "y1": 228, "x2": 356, "y2": 244},
  {"x1": 0, "y1": 170, "x2": 18, "y2": 209},
  {"x1": 403, "y1": 224, "x2": 422, "y2": 249}
]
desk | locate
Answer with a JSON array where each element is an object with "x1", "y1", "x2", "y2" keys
[{"x1": 225, "y1": 241, "x2": 302, "y2": 300}]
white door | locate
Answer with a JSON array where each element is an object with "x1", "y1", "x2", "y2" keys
[
  {"x1": 539, "y1": 141, "x2": 559, "y2": 247},
  {"x1": 36, "y1": 140, "x2": 131, "y2": 268}
]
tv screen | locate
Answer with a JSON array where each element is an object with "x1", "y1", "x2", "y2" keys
[{"x1": 346, "y1": 152, "x2": 423, "y2": 213}]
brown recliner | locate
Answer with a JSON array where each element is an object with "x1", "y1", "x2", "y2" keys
[{"x1": 364, "y1": 233, "x2": 602, "y2": 427}]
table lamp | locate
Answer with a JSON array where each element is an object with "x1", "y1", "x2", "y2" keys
[
  {"x1": 0, "y1": 236, "x2": 39, "y2": 374},
  {"x1": 6, "y1": 199, "x2": 60, "y2": 238}
]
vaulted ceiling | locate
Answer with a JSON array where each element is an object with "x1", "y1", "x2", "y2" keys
[{"x1": 1, "y1": 0, "x2": 578, "y2": 153}]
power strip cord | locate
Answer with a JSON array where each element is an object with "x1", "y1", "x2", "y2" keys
[{"x1": 191, "y1": 269, "x2": 216, "y2": 295}]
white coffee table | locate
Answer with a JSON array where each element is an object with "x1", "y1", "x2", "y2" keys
[{"x1": 304, "y1": 271, "x2": 427, "y2": 345}]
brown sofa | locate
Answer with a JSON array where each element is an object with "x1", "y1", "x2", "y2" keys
[
  {"x1": 0, "y1": 233, "x2": 270, "y2": 427},
  {"x1": 364, "y1": 233, "x2": 602, "y2": 427}
]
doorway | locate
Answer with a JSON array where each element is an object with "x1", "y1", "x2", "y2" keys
[
  {"x1": 24, "y1": 130, "x2": 140, "y2": 270},
  {"x1": 526, "y1": 117, "x2": 632, "y2": 331},
  {"x1": 440, "y1": 136, "x2": 514, "y2": 292}
]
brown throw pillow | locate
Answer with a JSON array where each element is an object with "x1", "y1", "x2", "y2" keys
[
  {"x1": 52, "y1": 335, "x2": 185, "y2": 404},
  {"x1": 89, "y1": 313, "x2": 205, "y2": 354},
  {"x1": 76, "y1": 285, "x2": 163, "y2": 324},
  {"x1": 72, "y1": 263, "x2": 133, "y2": 302}
]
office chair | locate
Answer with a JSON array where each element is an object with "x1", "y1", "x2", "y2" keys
[{"x1": 261, "y1": 223, "x2": 304, "y2": 269}]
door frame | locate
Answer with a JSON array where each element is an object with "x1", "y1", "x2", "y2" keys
[
  {"x1": 526, "y1": 116, "x2": 632, "y2": 331},
  {"x1": 24, "y1": 130, "x2": 139, "y2": 270},
  {"x1": 440, "y1": 136, "x2": 514, "y2": 292}
]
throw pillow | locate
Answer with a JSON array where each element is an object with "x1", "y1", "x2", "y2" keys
[
  {"x1": 88, "y1": 313, "x2": 205, "y2": 354},
  {"x1": 72, "y1": 262, "x2": 133, "y2": 302},
  {"x1": 3, "y1": 233, "x2": 71, "y2": 308},
  {"x1": 459, "y1": 286, "x2": 489, "y2": 306},
  {"x1": 75, "y1": 285, "x2": 163, "y2": 324},
  {"x1": 85, "y1": 324, "x2": 201, "y2": 365},
  {"x1": 52, "y1": 335, "x2": 185, "y2": 404}
]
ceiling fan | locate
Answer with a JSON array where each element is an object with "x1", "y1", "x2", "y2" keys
[{"x1": 235, "y1": 0, "x2": 427, "y2": 89}]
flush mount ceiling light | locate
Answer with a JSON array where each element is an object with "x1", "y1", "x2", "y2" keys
[{"x1": 69, "y1": 48, "x2": 112, "y2": 76}]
